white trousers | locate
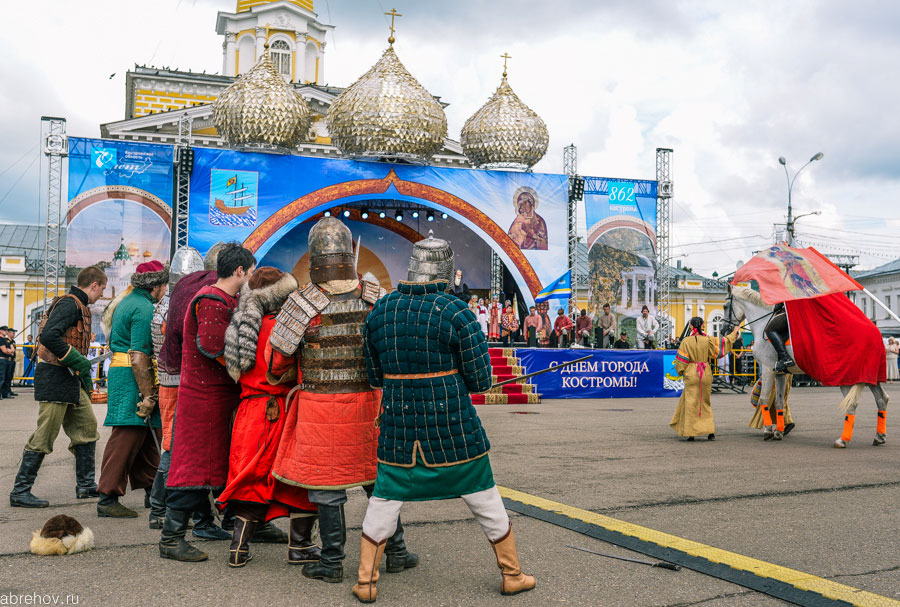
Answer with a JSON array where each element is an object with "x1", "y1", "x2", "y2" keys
[{"x1": 361, "y1": 485, "x2": 510, "y2": 543}]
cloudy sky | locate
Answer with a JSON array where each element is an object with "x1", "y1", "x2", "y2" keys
[{"x1": 1, "y1": 0, "x2": 898, "y2": 277}]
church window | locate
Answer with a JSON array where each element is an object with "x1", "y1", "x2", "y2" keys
[{"x1": 271, "y1": 39, "x2": 292, "y2": 79}]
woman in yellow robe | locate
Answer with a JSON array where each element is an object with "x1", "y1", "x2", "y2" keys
[{"x1": 670, "y1": 317, "x2": 741, "y2": 441}]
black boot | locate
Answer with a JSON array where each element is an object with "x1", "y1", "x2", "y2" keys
[
  {"x1": 148, "y1": 467, "x2": 168, "y2": 529},
  {"x1": 192, "y1": 509, "x2": 231, "y2": 541},
  {"x1": 302, "y1": 504, "x2": 345, "y2": 583},
  {"x1": 73, "y1": 443, "x2": 100, "y2": 499},
  {"x1": 288, "y1": 514, "x2": 321, "y2": 564},
  {"x1": 768, "y1": 332, "x2": 794, "y2": 373},
  {"x1": 385, "y1": 517, "x2": 419, "y2": 573},
  {"x1": 97, "y1": 493, "x2": 138, "y2": 518},
  {"x1": 159, "y1": 508, "x2": 209, "y2": 562},
  {"x1": 9, "y1": 450, "x2": 49, "y2": 508},
  {"x1": 228, "y1": 517, "x2": 258, "y2": 568},
  {"x1": 252, "y1": 520, "x2": 289, "y2": 543}
]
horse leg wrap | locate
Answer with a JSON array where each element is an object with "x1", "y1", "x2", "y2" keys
[
  {"x1": 877, "y1": 411, "x2": 886, "y2": 435},
  {"x1": 841, "y1": 414, "x2": 856, "y2": 443},
  {"x1": 761, "y1": 406, "x2": 774, "y2": 428},
  {"x1": 776, "y1": 410, "x2": 785, "y2": 433}
]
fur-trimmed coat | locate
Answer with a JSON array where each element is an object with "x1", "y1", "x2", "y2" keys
[{"x1": 225, "y1": 273, "x2": 299, "y2": 382}]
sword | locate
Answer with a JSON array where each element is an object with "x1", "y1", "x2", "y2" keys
[
  {"x1": 491, "y1": 355, "x2": 593, "y2": 388},
  {"x1": 87, "y1": 350, "x2": 114, "y2": 365}
]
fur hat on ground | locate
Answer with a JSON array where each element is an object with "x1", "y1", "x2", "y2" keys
[
  {"x1": 224, "y1": 267, "x2": 298, "y2": 381},
  {"x1": 30, "y1": 514, "x2": 95, "y2": 556},
  {"x1": 131, "y1": 260, "x2": 170, "y2": 290}
]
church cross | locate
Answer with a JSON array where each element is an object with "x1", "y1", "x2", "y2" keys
[
  {"x1": 385, "y1": 8, "x2": 402, "y2": 45},
  {"x1": 501, "y1": 52, "x2": 511, "y2": 77}
]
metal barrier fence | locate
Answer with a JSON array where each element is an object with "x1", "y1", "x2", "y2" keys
[{"x1": 712, "y1": 348, "x2": 759, "y2": 387}]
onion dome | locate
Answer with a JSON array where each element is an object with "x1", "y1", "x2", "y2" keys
[
  {"x1": 461, "y1": 58, "x2": 549, "y2": 170},
  {"x1": 326, "y1": 45, "x2": 448, "y2": 163},
  {"x1": 213, "y1": 48, "x2": 311, "y2": 148}
]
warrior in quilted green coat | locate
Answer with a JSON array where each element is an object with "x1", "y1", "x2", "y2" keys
[
  {"x1": 96, "y1": 261, "x2": 168, "y2": 519},
  {"x1": 352, "y1": 237, "x2": 535, "y2": 603}
]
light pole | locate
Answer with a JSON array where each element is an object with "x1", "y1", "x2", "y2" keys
[{"x1": 778, "y1": 152, "x2": 823, "y2": 245}]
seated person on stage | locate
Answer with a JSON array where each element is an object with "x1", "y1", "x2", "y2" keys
[
  {"x1": 614, "y1": 331, "x2": 631, "y2": 349},
  {"x1": 575, "y1": 309, "x2": 592, "y2": 347},
  {"x1": 636, "y1": 305, "x2": 659, "y2": 349},
  {"x1": 595, "y1": 303, "x2": 616, "y2": 348},
  {"x1": 552, "y1": 308, "x2": 573, "y2": 348},
  {"x1": 765, "y1": 302, "x2": 794, "y2": 373}
]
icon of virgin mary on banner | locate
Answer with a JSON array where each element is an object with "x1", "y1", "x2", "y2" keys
[{"x1": 508, "y1": 186, "x2": 548, "y2": 250}]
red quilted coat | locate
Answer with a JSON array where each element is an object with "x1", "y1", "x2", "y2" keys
[
  {"x1": 168, "y1": 285, "x2": 241, "y2": 489},
  {"x1": 270, "y1": 320, "x2": 380, "y2": 491},
  {"x1": 216, "y1": 315, "x2": 314, "y2": 518}
]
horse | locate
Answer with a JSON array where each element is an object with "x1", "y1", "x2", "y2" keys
[{"x1": 722, "y1": 285, "x2": 888, "y2": 447}]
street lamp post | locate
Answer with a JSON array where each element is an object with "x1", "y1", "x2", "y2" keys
[{"x1": 778, "y1": 152, "x2": 823, "y2": 245}]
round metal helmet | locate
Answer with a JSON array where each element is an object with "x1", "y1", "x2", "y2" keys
[
  {"x1": 169, "y1": 246, "x2": 204, "y2": 286},
  {"x1": 204, "y1": 242, "x2": 228, "y2": 270},
  {"x1": 407, "y1": 236, "x2": 454, "y2": 283},
  {"x1": 308, "y1": 217, "x2": 357, "y2": 283}
]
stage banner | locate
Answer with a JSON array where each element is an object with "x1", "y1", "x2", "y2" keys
[
  {"x1": 515, "y1": 348, "x2": 682, "y2": 399},
  {"x1": 187, "y1": 149, "x2": 568, "y2": 302},
  {"x1": 66, "y1": 137, "x2": 175, "y2": 341},
  {"x1": 582, "y1": 177, "x2": 658, "y2": 342}
]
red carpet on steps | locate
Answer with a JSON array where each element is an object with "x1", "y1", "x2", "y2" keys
[{"x1": 471, "y1": 393, "x2": 533, "y2": 405}]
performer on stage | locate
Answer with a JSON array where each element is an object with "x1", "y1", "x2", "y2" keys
[
  {"x1": 575, "y1": 309, "x2": 592, "y2": 347},
  {"x1": 353, "y1": 237, "x2": 535, "y2": 603},
  {"x1": 670, "y1": 317, "x2": 741, "y2": 441},
  {"x1": 552, "y1": 308, "x2": 573, "y2": 348},
  {"x1": 595, "y1": 303, "x2": 616, "y2": 348},
  {"x1": 537, "y1": 302, "x2": 552, "y2": 347},
  {"x1": 218, "y1": 267, "x2": 319, "y2": 568},
  {"x1": 476, "y1": 298, "x2": 489, "y2": 336},
  {"x1": 267, "y1": 217, "x2": 416, "y2": 584},
  {"x1": 488, "y1": 295, "x2": 502, "y2": 341},
  {"x1": 523, "y1": 306, "x2": 542, "y2": 347},
  {"x1": 501, "y1": 301, "x2": 519, "y2": 346},
  {"x1": 10, "y1": 267, "x2": 107, "y2": 508},
  {"x1": 97, "y1": 260, "x2": 168, "y2": 518},
  {"x1": 449, "y1": 269, "x2": 470, "y2": 302},
  {"x1": 160, "y1": 243, "x2": 255, "y2": 562}
]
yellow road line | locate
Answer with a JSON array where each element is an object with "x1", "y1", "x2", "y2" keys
[{"x1": 498, "y1": 486, "x2": 898, "y2": 607}]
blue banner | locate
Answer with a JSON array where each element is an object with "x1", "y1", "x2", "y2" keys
[
  {"x1": 515, "y1": 348, "x2": 683, "y2": 399},
  {"x1": 535, "y1": 270, "x2": 571, "y2": 302}
]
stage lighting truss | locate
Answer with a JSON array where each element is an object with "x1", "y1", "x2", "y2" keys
[{"x1": 568, "y1": 175, "x2": 585, "y2": 202}]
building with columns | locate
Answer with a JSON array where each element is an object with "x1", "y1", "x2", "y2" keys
[
  {"x1": 851, "y1": 259, "x2": 900, "y2": 335},
  {"x1": 103, "y1": 0, "x2": 470, "y2": 167}
]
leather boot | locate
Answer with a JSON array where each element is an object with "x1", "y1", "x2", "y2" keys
[
  {"x1": 302, "y1": 504, "x2": 345, "y2": 583},
  {"x1": 252, "y1": 520, "x2": 288, "y2": 543},
  {"x1": 228, "y1": 517, "x2": 258, "y2": 568},
  {"x1": 97, "y1": 493, "x2": 138, "y2": 518},
  {"x1": 192, "y1": 509, "x2": 231, "y2": 541},
  {"x1": 9, "y1": 450, "x2": 49, "y2": 508},
  {"x1": 73, "y1": 443, "x2": 100, "y2": 499},
  {"x1": 490, "y1": 523, "x2": 536, "y2": 596},
  {"x1": 288, "y1": 514, "x2": 321, "y2": 564},
  {"x1": 767, "y1": 332, "x2": 794, "y2": 373},
  {"x1": 159, "y1": 508, "x2": 208, "y2": 562},
  {"x1": 385, "y1": 518, "x2": 419, "y2": 573},
  {"x1": 351, "y1": 534, "x2": 386, "y2": 604}
]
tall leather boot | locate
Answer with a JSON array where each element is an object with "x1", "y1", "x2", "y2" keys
[
  {"x1": 252, "y1": 520, "x2": 289, "y2": 543},
  {"x1": 385, "y1": 518, "x2": 419, "y2": 573},
  {"x1": 73, "y1": 442, "x2": 100, "y2": 499},
  {"x1": 288, "y1": 513, "x2": 322, "y2": 564},
  {"x1": 302, "y1": 504, "x2": 345, "y2": 583},
  {"x1": 228, "y1": 516, "x2": 258, "y2": 568},
  {"x1": 159, "y1": 508, "x2": 208, "y2": 562},
  {"x1": 97, "y1": 493, "x2": 138, "y2": 518},
  {"x1": 351, "y1": 534, "x2": 387, "y2": 604},
  {"x1": 490, "y1": 523, "x2": 536, "y2": 596},
  {"x1": 767, "y1": 331, "x2": 794, "y2": 373},
  {"x1": 9, "y1": 450, "x2": 49, "y2": 508}
]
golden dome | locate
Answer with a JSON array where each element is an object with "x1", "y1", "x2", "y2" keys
[
  {"x1": 142, "y1": 250, "x2": 152, "y2": 258},
  {"x1": 213, "y1": 49, "x2": 311, "y2": 148},
  {"x1": 326, "y1": 46, "x2": 447, "y2": 163},
  {"x1": 461, "y1": 71, "x2": 549, "y2": 170}
]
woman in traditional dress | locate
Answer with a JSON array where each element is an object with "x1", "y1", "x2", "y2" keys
[
  {"x1": 468, "y1": 295, "x2": 479, "y2": 316},
  {"x1": 488, "y1": 295, "x2": 502, "y2": 341},
  {"x1": 669, "y1": 317, "x2": 741, "y2": 441},
  {"x1": 886, "y1": 337, "x2": 899, "y2": 383},
  {"x1": 537, "y1": 303, "x2": 552, "y2": 347},
  {"x1": 218, "y1": 267, "x2": 320, "y2": 568},
  {"x1": 500, "y1": 303, "x2": 519, "y2": 346},
  {"x1": 476, "y1": 298, "x2": 489, "y2": 336}
]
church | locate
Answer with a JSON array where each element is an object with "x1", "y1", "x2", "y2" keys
[{"x1": 100, "y1": 0, "x2": 471, "y2": 167}]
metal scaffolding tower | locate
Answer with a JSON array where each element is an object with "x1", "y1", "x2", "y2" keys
[
  {"x1": 40, "y1": 117, "x2": 67, "y2": 306},
  {"x1": 564, "y1": 144, "x2": 577, "y2": 314},
  {"x1": 171, "y1": 113, "x2": 194, "y2": 254},
  {"x1": 490, "y1": 250, "x2": 503, "y2": 297},
  {"x1": 655, "y1": 148, "x2": 673, "y2": 344}
]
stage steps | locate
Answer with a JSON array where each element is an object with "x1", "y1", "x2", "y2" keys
[{"x1": 472, "y1": 348, "x2": 540, "y2": 405}]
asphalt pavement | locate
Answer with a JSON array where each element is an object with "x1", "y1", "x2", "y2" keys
[{"x1": 1, "y1": 384, "x2": 899, "y2": 606}]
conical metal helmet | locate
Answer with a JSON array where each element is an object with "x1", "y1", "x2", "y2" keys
[
  {"x1": 170, "y1": 246, "x2": 204, "y2": 287},
  {"x1": 308, "y1": 217, "x2": 357, "y2": 284},
  {"x1": 407, "y1": 236, "x2": 454, "y2": 283}
]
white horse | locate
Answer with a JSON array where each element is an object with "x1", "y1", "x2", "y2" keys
[{"x1": 723, "y1": 286, "x2": 888, "y2": 447}]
